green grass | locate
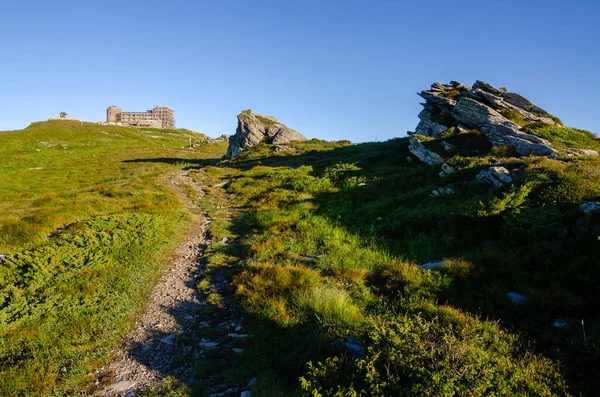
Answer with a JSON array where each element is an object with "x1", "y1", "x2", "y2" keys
[
  {"x1": 4, "y1": 118, "x2": 600, "y2": 396},
  {"x1": 185, "y1": 132, "x2": 600, "y2": 395},
  {"x1": 0, "y1": 120, "x2": 227, "y2": 395}
]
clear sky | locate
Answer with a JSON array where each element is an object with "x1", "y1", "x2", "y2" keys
[{"x1": 1, "y1": 0, "x2": 598, "y2": 141}]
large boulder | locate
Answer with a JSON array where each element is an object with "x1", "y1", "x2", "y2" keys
[
  {"x1": 226, "y1": 110, "x2": 307, "y2": 158},
  {"x1": 406, "y1": 80, "x2": 568, "y2": 164}
]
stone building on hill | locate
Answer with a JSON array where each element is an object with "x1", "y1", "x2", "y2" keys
[{"x1": 106, "y1": 105, "x2": 175, "y2": 129}]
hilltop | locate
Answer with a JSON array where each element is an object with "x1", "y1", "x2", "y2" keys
[{"x1": 1, "y1": 85, "x2": 600, "y2": 397}]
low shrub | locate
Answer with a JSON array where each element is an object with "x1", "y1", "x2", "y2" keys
[{"x1": 301, "y1": 314, "x2": 570, "y2": 396}]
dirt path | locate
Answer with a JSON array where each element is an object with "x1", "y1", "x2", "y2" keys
[{"x1": 92, "y1": 172, "x2": 218, "y2": 396}]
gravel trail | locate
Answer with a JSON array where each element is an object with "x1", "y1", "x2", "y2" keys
[{"x1": 92, "y1": 172, "x2": 213, "y2": 396}]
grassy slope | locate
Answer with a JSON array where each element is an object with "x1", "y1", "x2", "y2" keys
[
  {"x1": 185, "y1": 133, "x2": 600, "y2": 396},
  {"x1": 0, "y1": 120, "x2": 227, "y2": 395}
]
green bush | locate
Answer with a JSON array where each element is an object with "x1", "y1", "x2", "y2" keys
[{"x1": 301, "y1": 314, "x2": 570, "y2": 396}]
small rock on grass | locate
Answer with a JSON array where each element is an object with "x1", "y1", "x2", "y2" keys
[
  {"x1": 419, "y1": 261, "x2": 444, "y2": 271},
  {"x1": 506, "y1": 292, "x2": 526, "y2": 304},
  {"x1": 580, "y1": 201, "x2": 600, "y2": 214}
]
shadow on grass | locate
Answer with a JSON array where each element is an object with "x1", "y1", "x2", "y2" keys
[{"x1": 122, "y1": 139, "x2": 600, "y2": 395}]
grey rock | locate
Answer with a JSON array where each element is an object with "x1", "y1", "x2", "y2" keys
[
  {"x1": 107, "y1": 380, "x2": 137, "y2": 393},
  {"x1": 419, "y1": 261, "x2": 444, "y2": 271},
  {"x1": 414, "y1": 109, "x2": 448, "y2": 138},
  {"x1": 431, "y1": 189, "x2": 440, "y2": 197},
  {"x1": 345, "y1": 336, "x2": 364, "y2": 356},
  {"x1": 228, "y1": 333, "x2": 249, "y2": 338},
  {"x1": 488, "y1": 127, "x2": 556, "y2": 156},
  {"x1": 473, "y1": 80, "x2": 504, "y2": 96},
  {"x1": 409, "y1": 80, "x2": 562, "y2": 160},
  {"x1": 247, "y1": 378, "x2": 258, "y2": 388},
  {"x1": 200, "y1": 341, "x2": 218, "y2": 348},
  {"x1": 553, "y1": 320, "x2": 568, "y2": 328},
  {"x1": 241, "y1": 391, "x2": 251, "y2": 397},
  {"x1": 232, "y1": 348, "x2": 245, "y2": 353},
  {"x1": 456, "y1": 124, "x2": 470, "y2": 133},
  {"x1": 408, "y1": 137, "x2": 444, "y2": 166},
  {"x1": 160, "y1": 335, "x2": 176, "y2": 345},
  {"x1": 418, "y1": 91, "x2": 457, "y2": 112},
  {"x1": 0, "y1": 254, "x2": 8, "y2": 264},
  {"x1": 470, "y1": 89, "x2": 554, "y2": 125},
  {"x1": 503, "y1": 92, "x2": 550, "y2": 116},
  {"x1": 441, "y1": 141, "x2": 456, "y2": 151},
  {"x1": 574, "y1": 149, "x2": 599, "y2": 157},
  {"x1": 441, "y1": 163, "x2": 456, "y2": 175},
  {"x1": 271, "y1": 145, "x2": 291, "y2": 152},
  {"x1": 452, "y1": 97, "x2": 515, "y2": 133},
  {"x1": 438, "y1": 186, "x2": 455, "y2": 195},
  {"x1": 506, "y1": 292, "x2": 527, "y2": 305},
  {"x1": 226, "y1": 110, "x2": 307, "y2": 158},
  {"x1": 580, "y1": 201, "x2": 600, "y2": 214},
  {"x1": 476, "y1": 167, "x2": 513, "y2": 188}
]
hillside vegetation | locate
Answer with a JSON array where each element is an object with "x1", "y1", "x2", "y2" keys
[
  {"x1": 2, "y1": 117, "x2": 600, "y2": 396},
  {"x1": 185, "y1": 130, "x2": 600, "y2": 396},
  {"x1": 0, "y1": 120, "x2": 226, "y2": 395}
]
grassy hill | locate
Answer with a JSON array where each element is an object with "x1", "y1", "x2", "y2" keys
[
  {"x1": 184, "y1": 132, "x2": 600, "y2": 396},
  {"x1": 0, "y1": 120, "x2": 226, "y2": 395},
  {"x1": 2, "y1": 119, "x2": 600, "y2": 396}
]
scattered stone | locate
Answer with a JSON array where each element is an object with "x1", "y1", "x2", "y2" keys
[
  {"x1": 160, "y1": 335, "x2": 176, "y2": 345},
  {"x1": 419, "y1": 261, "x2": 444, "y2": 271},
  {"x1": 106, "y1": 380, "x2": 137, "y2": 393},
  {"x1": 247, "y1": 378, "x2": 258, "y2": 388},
  {"x1": 200, "y1": 341, "x2": 218, "y2": 348},
  {"x1": 408, "y1": 136, "x2": 444, "y2": 166},
  {"x1": 241, "y1": 391, "x2": 251, "y2": 397},
  {"x1": 0, "y1": 254, "x2": 8, "y2": 264},
  {"x1": 578, "y1": 149, "x2": 599, "y2": 156},
  {"x1": 553, "y1": 320, "x2": 568, "y2": 328},
  {"x1": 439, "y1": 162, "x2": 456, "y2": 177},
  {"x1": 506, "y1": 292, "x2": 527, "y2": 305},
  {"x1": 476, "y1": 167, "x2": 513, "y2": 188},
  {"x1": 431, "y1": 187, "x2": 455, "y2": 197},
  {"x1": 271, "y1": 145, "x2": 291, "y2": 152},
  {"x1": 228, "y1": 333, "x2": 249, "y2": 339},
  {"x1": 345, "y1": 336, "x2": 364, "y2": 356},
  {"x1": 214, "y1": 181, "x2": 231, "y2": 188},
  {"x1": 441, "y1": 141, "x2": 456, "y2": 151},
  {"x1": 580, "y1": 201, "x2": 600, "y2": 214},
  {"x1": 232, "y1": 348, "x2": 245, "y2": 353},
  {"x1": 406, "y1": 156, "x2": 415, "y2": 164},
  {"x1": 226, "y1": 110, "x2": 307, "y2": 158}
]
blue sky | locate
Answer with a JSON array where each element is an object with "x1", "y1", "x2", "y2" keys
[{"x1": 1, "y1": 0, "x2": 598, "y2": 141}]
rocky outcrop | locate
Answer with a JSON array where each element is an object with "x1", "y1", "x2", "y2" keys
[
  {"x1": 408, "y1": 136, "x2": 443, "y2": 166},
  {"x1": 226, "y1": 110, "x2": 307, "y2": 158},
  {"x1": 476, "y1": 167, "x2": 514, "y2": 188},
  {"x1": 408, "y1": 80, "x2": 561, "y2": 159}
]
